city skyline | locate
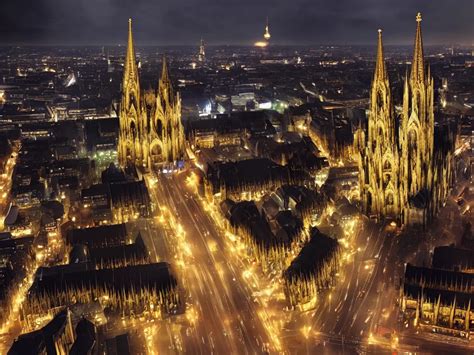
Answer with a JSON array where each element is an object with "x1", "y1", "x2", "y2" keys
[
  {"x1": 0, "y1": 4, "x2": 472, "y2": 355},
  {"x1": 0, "y1": 0, "x2": 472, "y2": 45}
]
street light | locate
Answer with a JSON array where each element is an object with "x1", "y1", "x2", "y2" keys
[
  {"x1": 391, "y1": 332, "x2": 399, "y2": 350},
  {"x1": 301, "y1": 325, "x2": 311, "y2": 355}
]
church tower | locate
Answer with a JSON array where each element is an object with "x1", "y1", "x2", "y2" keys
[
  {"x1": 399, "y1": 12, "x2": 435, "y2": 223},
  {"x1": 150, "y1": 57, "x2": 185, "y2": 165},
  {"x1": 118, "y1": 20, "x2": 185, "y2": 170},
  {"x1": 356, "y1": 13, "x2": 452, "y2": 227},
  {"x1": 118, "y1": 19, "x2": 143, "y2": 168},
  {"x1": 356, "y1": 29, "x2": 401, "y2": 220}
]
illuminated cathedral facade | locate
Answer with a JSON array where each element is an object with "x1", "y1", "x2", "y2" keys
[
  {"x1": 355, "y1": 13, "x2": 455, "y2": 226},
  {"x1": 118, "y1": 19, "x2": 185, "y2": 170}
]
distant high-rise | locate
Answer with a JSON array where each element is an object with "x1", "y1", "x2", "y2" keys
[
  {"x1": 118, "y1": 19, "x2": 185, "y2": 170},
  {"x1": 355, "y1": 13, "x2": 455, "y2": 226},
  {"x1": 198, "y1": 38, "x2": 205, "y2": 62}
]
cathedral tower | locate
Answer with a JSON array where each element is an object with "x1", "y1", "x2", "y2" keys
[
  {"x1": 118, "y1": 20, "x2": 185, "y2": 170},
  {"x1": 356, "y1": 13, "x2": 451, "y2": 227},
  {"x1": 399, "y1": 12, "x2": 435, "y2": 223},
  {"x1": 356, "y1": 29, "x2": 401, "y2": 220},
  {"x1": 150, "y1": 57, "x2": 185, "y2": 165},
  {"x1": 118, "y1": 19, "x2": 144, "y2": 168}
]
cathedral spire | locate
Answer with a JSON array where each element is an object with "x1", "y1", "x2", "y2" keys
[
  {"x1": 119, "y1": 19, "x2": 184, "y2": 169},
  {"x1": 119, "y1": 18, "x2": 142, "y2": 168},
  {"x1": 374, "y1": 29, "x2": 387, "y2": 82},
  {"x1": 124, "y1": 18, "x2": 139, "y2": 83},
  {"x1": 411, "y1": 12, "x2": 425, "y2": 83},
  {"x1": 160, "y1": 55, "x2": 174, "y2": 98},
  {"x1": 161, "y1": 56, "x2": 169, "y2": 83}
]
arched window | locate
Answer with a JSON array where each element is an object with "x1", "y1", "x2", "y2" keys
[
  {"x1": 408, "y1": 129, "x2": 417, "y2": 150},
  {"x1": 377, "y1": 91, "x2": 384, "y2": 108},
  {"x1": 156, "y1": 120, "x2": 163, "y2": 138},
  {"x1": 151, "y1": 143, "x2": 162, "y2": 159},
  {"x1": 130, "y1": 121, "x2": 137, "y2": 139},
  {"x1": 378, "y1": 127, "x2": 384, "y2": 139},
  {"x1": 367, "y1": 191, "x2": 373, "y2": 213}
]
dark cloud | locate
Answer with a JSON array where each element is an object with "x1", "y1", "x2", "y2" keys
[{"x1": 0, "y1": 0, "x2": 472, "y2": 45}]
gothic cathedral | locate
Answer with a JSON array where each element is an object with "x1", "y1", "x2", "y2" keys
[
  {"x1": 118, "y1": 19, "x2": 185, "y2": 170},
  {"x1": 355, "y1": 13, "x2": 455, "y2": 226}
]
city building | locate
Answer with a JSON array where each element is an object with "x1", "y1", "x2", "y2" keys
[
  {"x1": 0, "y1": 235, "x2": 34, "y2": 324},
  {"x1": 68, "y1": 232, "x2": 149, "y2": 268},
  {"x1": 283, "y1": 228, "x2": 341, "y2": 307},
  {"x1": 221, "y1": 199, "x2": 304, "y2": 272},
  {"x1": 9, "y1": 308, "x2": 75, "y2": 355},
  {"x1": 80, "y1": 165, "x2": 152, "y2": 224},
  {"x1": 401, "y1": 263, "x2": 474, "y2": 337},
  {"x1": 355, "y1": 14, "x2": 455, "y2": 226},
  {"x1": 0, "y1": 6, "x2": 471, "y2": 354},
  {"x1": 118, "y1": 19, "x2": 185, "y2": 170},
  {"x1": 432, "y1": 245, "x2": 474, "y2": 273},
  {"x1": 273, "y1": 185, "x2": 327, "y2": 227},
  {"x1": 69, "y1": 317, "x2": 97, "y2": 355},
  {"x1": 309, "y1": 105, "x2": 360, "y2": 163},
  {"x1": 66, "y1": 223, "x2": 130, "y2": 248},
  {"x1": 24, "y1": 262, "x2": 180, "y2": 320},
  {"x1": 205, "y1": 158, "x2": 312, "y2": 201}
]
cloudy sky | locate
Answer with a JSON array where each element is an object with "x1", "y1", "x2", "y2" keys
[{"x1": 0, "y1": 0, "x2": 472, "y2": 45}]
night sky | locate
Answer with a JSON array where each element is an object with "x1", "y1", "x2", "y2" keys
[{"x1": 0, "y1": 0, "x2": 472, "y2": 45}]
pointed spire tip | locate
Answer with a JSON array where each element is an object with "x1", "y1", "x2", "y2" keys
[
  {"x1": 411, "y1": 12, "x2": 425, "y2": 82},
  {"x1": 373, "y1": 27, "x2": 387, "y2": 82}
]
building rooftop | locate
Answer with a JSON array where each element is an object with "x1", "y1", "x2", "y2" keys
[
  {"x1": 404, "y1": 263, "x2": 474, "y2": 294},
  {"x1": 284, "y1": 228, "x2": 339, "y2": 282},
  {"x1": 69, "y1": 317, "x2": 96, "y2": 355},
  {"x1": 67, "y1": 223, "x2": 129, "y2": 248},
  {"x1": 29, "y1": 263, "x2": 178, "y2": 307},
  {"x1": 432, "y1": 245, "x2": 474, "y2": 271},
  {"x1": 8, "y1": 308, "x2": 72, "y2": 355}
]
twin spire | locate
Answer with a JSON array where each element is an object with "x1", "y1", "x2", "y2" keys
[
  {"x1": 373, "y1": 13, "x2": 425, "y2": 84},
  {"x1": 124, "y1": 18, "x2": 172, "y2": 92}
]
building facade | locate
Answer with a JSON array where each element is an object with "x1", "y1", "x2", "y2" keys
[
  {"x1": 401, "y1": 264, "x2": 474, "y2": 337},
  {"x1": 355, "y1": 14, "x2": 454, "y2": 226},
  {"x1": 118, "y1": 19, "x2": 185, "y2": 170}
]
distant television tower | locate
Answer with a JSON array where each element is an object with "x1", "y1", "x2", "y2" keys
[
  {"x1": 264, "y1": 17, "x2": 271, "y2": 41},
  {"x1": 254, "y1": 17, "x2": 271, "y2": 47},
  {"x1": 198, "y1": 38, "x2": 205, "y2": 62}
]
